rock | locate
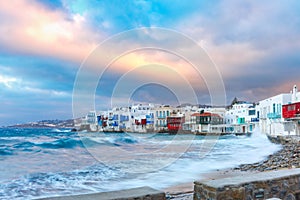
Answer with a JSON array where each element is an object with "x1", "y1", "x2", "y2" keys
[{"x1": 233, "y1": 137, "x2": 300, "y2": 172}]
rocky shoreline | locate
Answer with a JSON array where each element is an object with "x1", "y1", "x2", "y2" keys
[
  {"x1": 169, "y1": 135, "x2": 300, "y2": 200},
  {"x1": 235, "y1": 135, "x2": 300, "y2": 172}
]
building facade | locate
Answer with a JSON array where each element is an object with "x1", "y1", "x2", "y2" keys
[
  {"x1": 167, "y1": 115, "x2": 185, "y2": 133},
  {"x1": 225, "y1": 102, "x2": 258, "y2": 133},
  {"x1": 259, "y1": 89, "x2": 294, "y2": 135},
  {"x1": 281, "y1": 85, "x2": 300, "y2": 135},
  {"x1": 154, "y1": 105, "x2": 173, "y2": 131}
]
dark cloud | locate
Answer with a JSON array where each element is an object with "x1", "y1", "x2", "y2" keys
[
  {"x1": 0, "y1": 55, "x2": 77, "y2": 91},
  {"x1": 130, "y1": 83, "x2": 179, "y2": 105},
  {"x1": 222, "y1": 48, "x2": 300, "y2": 102}
]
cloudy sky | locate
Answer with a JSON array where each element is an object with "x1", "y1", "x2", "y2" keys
[{"x1": 0, "y1": 0, "x2": 300, "y2": 125}]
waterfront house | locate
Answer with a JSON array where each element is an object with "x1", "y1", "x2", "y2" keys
[
  {"x1": 258, "y1": 85, "x2": 300, "y2": 135},
  {"x1": 113, "y1": 107, "x2": 131, "y2": 132},
  {"x1": 190, "y1": 112, "x2": 223, "y2": 133},
  {"x1": 97, "y1": 107, "x2": 131, "y2": 132},
  {"x1": 131, "y1": 103, "x2": 155, "y2": 132},
  {"x1": 167, "y1": 113, "x2": 185, "y2": 133},
  {"x1": 199, "y1": 112, "x2": 223, "y2": 133},
  {"x1": 225, "y1": 102, "x2": 258, "y2": 134},
  {"x1": 79, "y1": 111, "x2": 98, "y2": 132},
  {"x1": 190, "y1": 112, "x2": 201, "y2": 133},
  {"x1": 281, "y1": 85, "x2": 300, "y2": 135},
  {"x1": 153, "y1": 105, "x2": 173, "y2": 132},
  {"x1": 182, "y1": 110, "x2": 196, "y2": 131}
]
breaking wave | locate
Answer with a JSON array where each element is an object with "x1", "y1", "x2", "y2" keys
[
  {"x1": 0, "y1": 128, "x2": 282, "y2": 200},
  {"x1": 37, "y1": 138, "x2": 83, "y2": 149}
]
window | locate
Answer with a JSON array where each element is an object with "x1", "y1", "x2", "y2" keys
[
  {"x1": 288, "y1": 105, "x2": 295, "y2": 111},
  {"x1": 249, "y1": 110, "x2": 256, "y2": 116}
]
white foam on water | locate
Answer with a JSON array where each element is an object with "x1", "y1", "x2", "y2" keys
[
  {"x1": 93, "y1": 131, "x2": 281, "y2": 191},
  {"x1": 0, "y1": 129, "x2": 282, "y2": 199},
  {"x1": 51, "y1": 129, "x2": 71, "y2": 133}
]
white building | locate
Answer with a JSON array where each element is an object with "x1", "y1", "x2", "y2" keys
[
  {"x1": 86, "y1": 111, "x2": 97, "y2": 124},
  {"x1": 204, "y1": 107, "x2": 226, "y2": 119},
  {"x1": 189, "y1": 112, "x2": 224, "y2": 133},
  {"x1": 259, "y1": 92, "x2": 292, "y2": 135},
  {"x1": 130, "y1": 103, "x2": 155, "y2": 132},
  {"x1": 153, "y1": 105, "x2": 173, "y2": 131},
  {"x1": 79, "y1": 111, "x2": 98, "y2": 132},
  {"x1": 281, "y1": 85, "x2": 300, "y2": 135},
  {"x1": 178, "y1": 105, "x2": 200, "y2": 131},
  {"x1": 225, "y1": 102, "x2": 258, "y2": 133},
  {"x1": 182, "y1": 110, "x2": 195, "y2": 131}
]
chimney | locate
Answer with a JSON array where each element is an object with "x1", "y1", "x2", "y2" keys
[{"x1": 292, "y1": 85, "x2": 298, "y2": 103}]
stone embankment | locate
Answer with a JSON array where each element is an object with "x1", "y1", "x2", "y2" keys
[
  {"x1": 235, "y1": 135, "x2": 300, "y2": 172},
  {"x1": 194, "y1": 168, "x2": 300, "y2": 200}
]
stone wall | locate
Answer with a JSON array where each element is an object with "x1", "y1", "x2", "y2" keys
[{"x1": 194, "y1": 169, "x2": 300, "y2": 200}]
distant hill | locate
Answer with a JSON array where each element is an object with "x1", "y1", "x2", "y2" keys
[
  {"x1": 177, "y1": 103, "x2": 226, "y2": 108},
  {"x1": 7, "y1": 119, "x2": 75, "y2": 128}
]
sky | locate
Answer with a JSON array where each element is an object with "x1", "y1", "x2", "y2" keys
[{"x1": 0, "y1": 0, "x2": 300, "y2": 125}]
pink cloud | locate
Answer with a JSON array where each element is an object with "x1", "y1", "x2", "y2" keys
[{"x1": 0, "y1": 0, "x2": 101, "y2": 63}]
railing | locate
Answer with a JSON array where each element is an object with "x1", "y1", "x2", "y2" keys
[
  {"x1": 155, "y1": 124, "x2": 167, "y2": 127},
  {"x1": 267, "y1": 112, "x2": 281, "y2": 119},
  {"x1": 251, "y1": 118, "x2": 259, "y2": 122}
]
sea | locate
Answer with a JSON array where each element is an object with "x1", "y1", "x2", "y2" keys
[{"x1": 0, "y1": 128, "x2": 281, "y2": 199}]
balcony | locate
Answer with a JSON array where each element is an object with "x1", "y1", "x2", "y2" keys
[
  {"x1": 267, "y1": 112, "x2": 281, "y2": 119},
  {"x1": 155, "y1": 124, "x2": 167, "y2": 127},
  {"x1": 251, "y1": 118, "x2": 259, "y2": 122}
]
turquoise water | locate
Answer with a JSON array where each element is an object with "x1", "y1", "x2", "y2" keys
[{"x1": 0, "y1": 128, "x2": 281, "y2": 199}]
